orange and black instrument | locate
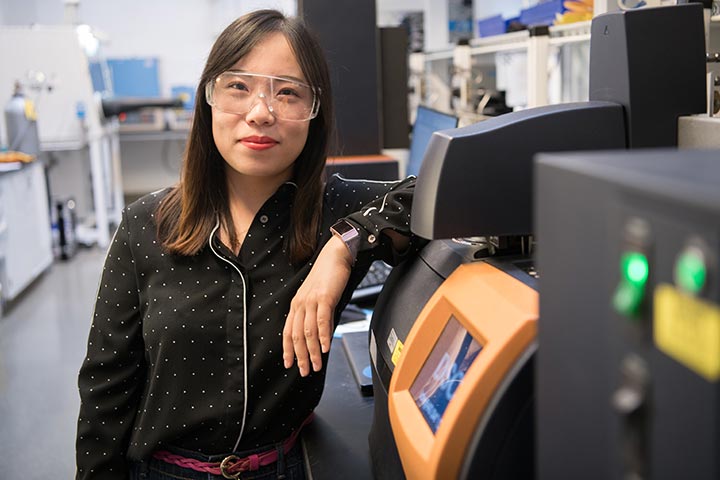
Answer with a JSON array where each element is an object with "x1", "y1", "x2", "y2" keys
[{"x1": 388, "y1": 261, "x2": 538, "y2": 480}]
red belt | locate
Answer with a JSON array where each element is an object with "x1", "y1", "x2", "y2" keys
[{"x1": 152, "y1": 414, "x2": 313, "y2": 479}]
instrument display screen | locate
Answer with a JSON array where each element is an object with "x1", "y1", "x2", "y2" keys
[{"x1": 409, "y1": 315, "x2": 483, "y2": 433}]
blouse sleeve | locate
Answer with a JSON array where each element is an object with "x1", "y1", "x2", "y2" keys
[
  {"x1": 76, "y1": 209, "x2": 145, "y2": 480},
  {"x1": 332, "y1": 174, "x2": 427, "y2": 265}
]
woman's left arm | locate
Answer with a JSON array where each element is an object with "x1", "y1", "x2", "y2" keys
[
  {"x1": 342, "y1": 175, "x2": 419, "y2": 261},
  {"x1": 283, "y1": 176, "x2": 423, "y2": 376}
]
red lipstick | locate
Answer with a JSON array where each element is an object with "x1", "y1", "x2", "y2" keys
[{"x1": 240, "y1": 135, "x2": 278, "y2": 151}]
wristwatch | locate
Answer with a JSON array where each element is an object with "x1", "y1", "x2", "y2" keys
[{"x1": 330, "y1": 219, "x2": 360, "y2": 261}]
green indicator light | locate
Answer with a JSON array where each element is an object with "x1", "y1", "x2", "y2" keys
[
  {"x1": 613, "y1": 281, "x2": 644, "y2": 317},
  {"x1": 675, "y1": 248, "x2": 706, "y2": 294},
  {"x1": 621, "y1": 252, "x2": 649, "y2": 287},
  {"x1": 614, "y1": 251, "x2": 649, "y2": 318}
]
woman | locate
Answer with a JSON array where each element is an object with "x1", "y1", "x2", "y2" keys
[{"x1": 76, "y1": 9, "x2": 420, "y2": 480}]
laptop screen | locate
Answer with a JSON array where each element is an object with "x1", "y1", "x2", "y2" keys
[{"x1": 406, "y1": 106, "x2": 458, "y2": 177}]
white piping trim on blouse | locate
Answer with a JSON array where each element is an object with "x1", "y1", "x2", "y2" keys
[
  {"x1": 331, "y1": 173, "x2": 411, "y2": 216},
  {"x1": 208, "y1": 220, "x2": 250, "y2": 452},
  {"x1": 362, "y1": 191, "x2": 391, "y2": 216},
  {"x1": 331, "y1": 172, "x2": 407, "y2": 185}
]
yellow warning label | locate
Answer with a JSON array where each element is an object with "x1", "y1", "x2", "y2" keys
[
  {"x1": 24, "y1": 99, "x2": 37, "y2": 121},
  {"x1": 654, "y1": 284, "x2": 720, "y2": 382},
  {"x1": 391, "y1": 339, "x2": 404, "y2": 366}
]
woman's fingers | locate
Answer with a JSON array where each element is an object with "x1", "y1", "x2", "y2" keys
[
  {"x1": 303, "y1": 307, "x2": 322, "y2": 372},
  {"x1": 291, "y1": 305, "x2": 311, "y2": 376},
  {"x1": 317, "y1": 303, "x2": 333, "y2": 354},
  {"x1": 282, "y1": 309, "x2": 295, "y2": 369},
  {"x1": 283, "y1": 299, "x2": 332, "y2": 376}
]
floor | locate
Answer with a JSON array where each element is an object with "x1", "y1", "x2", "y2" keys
[{"x1": 0, "y1": 248, "x2": 106, "y2": 479}]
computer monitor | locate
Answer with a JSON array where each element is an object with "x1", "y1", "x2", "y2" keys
[{"x1": 406, "y1": 106, "x2": 458, "y2": 177}]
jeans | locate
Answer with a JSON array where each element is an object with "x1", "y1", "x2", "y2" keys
[{"x1": 129, "y1": 441, "x2": 306, "y2": 480}]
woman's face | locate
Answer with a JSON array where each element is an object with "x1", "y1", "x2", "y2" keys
[{"x1": 211, "y1": 32, "x2": 311, "y2": 185}]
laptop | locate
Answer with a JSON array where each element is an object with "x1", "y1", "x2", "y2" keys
[{"x1": 405, "y1": 105, "x2": 459, "y2": 177}]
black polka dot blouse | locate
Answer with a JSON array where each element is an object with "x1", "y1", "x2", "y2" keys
[{"x1": 75, "y1": 174, "x2": 422, "y2": 479}]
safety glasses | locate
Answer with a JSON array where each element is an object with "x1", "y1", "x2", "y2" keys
[{"x1": 206, "y1": 71, "x2": 320, "y2": 122}]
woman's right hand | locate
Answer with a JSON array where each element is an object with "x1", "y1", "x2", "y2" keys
[{"x1": 282, "y1": 236, "x2": 354, "y2": 376}]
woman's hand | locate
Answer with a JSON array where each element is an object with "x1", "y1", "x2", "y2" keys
[{"x1": 283, "y1": 236, "x2": 354, "y2": 376}]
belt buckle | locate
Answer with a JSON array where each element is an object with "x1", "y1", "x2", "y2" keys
[{"x1": 220, "y1": 455, "x2": 244, "y2": 479}]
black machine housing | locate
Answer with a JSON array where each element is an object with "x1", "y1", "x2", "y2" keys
[
  {"x1": 367, "y1": 4, "x2": 707, "y2": 480},
  {"x1": 536, "y1": 149, "x2": 720, "y2": 480}
]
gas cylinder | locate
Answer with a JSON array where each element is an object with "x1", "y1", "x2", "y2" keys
[{"x1": 4, "y1": 81, "x2": 40, "y2": 157}]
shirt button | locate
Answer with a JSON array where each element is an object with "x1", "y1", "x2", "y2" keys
[{"x1": 259, "y1": 215, "x2": 269, "y2": 224}]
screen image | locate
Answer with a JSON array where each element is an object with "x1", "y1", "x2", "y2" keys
[
  {"x1": 406, "y1": 106, "x2": 458, "y2": 177},
  {"x1": 409, "y1": 315, "x2": 483, "y2": 433}
]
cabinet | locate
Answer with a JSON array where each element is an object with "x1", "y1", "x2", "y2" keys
[{"x1": 0, "y1": 161, "x2": 53, "y2": 304}]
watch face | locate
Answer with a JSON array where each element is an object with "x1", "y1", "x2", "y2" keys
[
  {"x1": 332, "y1": 220, "x2": 356, "y2": 237},
  {"x1": 331, "y1": 220, "x2": 360, "y2": 260}
]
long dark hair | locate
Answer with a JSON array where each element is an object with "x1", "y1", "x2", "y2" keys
[{"x1": 156, "y1": 9, "x2": 334, "y2": 263}]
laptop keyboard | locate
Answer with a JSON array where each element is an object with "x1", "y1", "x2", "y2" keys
[{"x1": 351, "y1": 260, "x2": 393, "y2": 302}]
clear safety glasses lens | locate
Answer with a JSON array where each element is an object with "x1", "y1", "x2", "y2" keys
[{"x1": 206, "y1": 72, "x2": 320, "y2": 121}]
